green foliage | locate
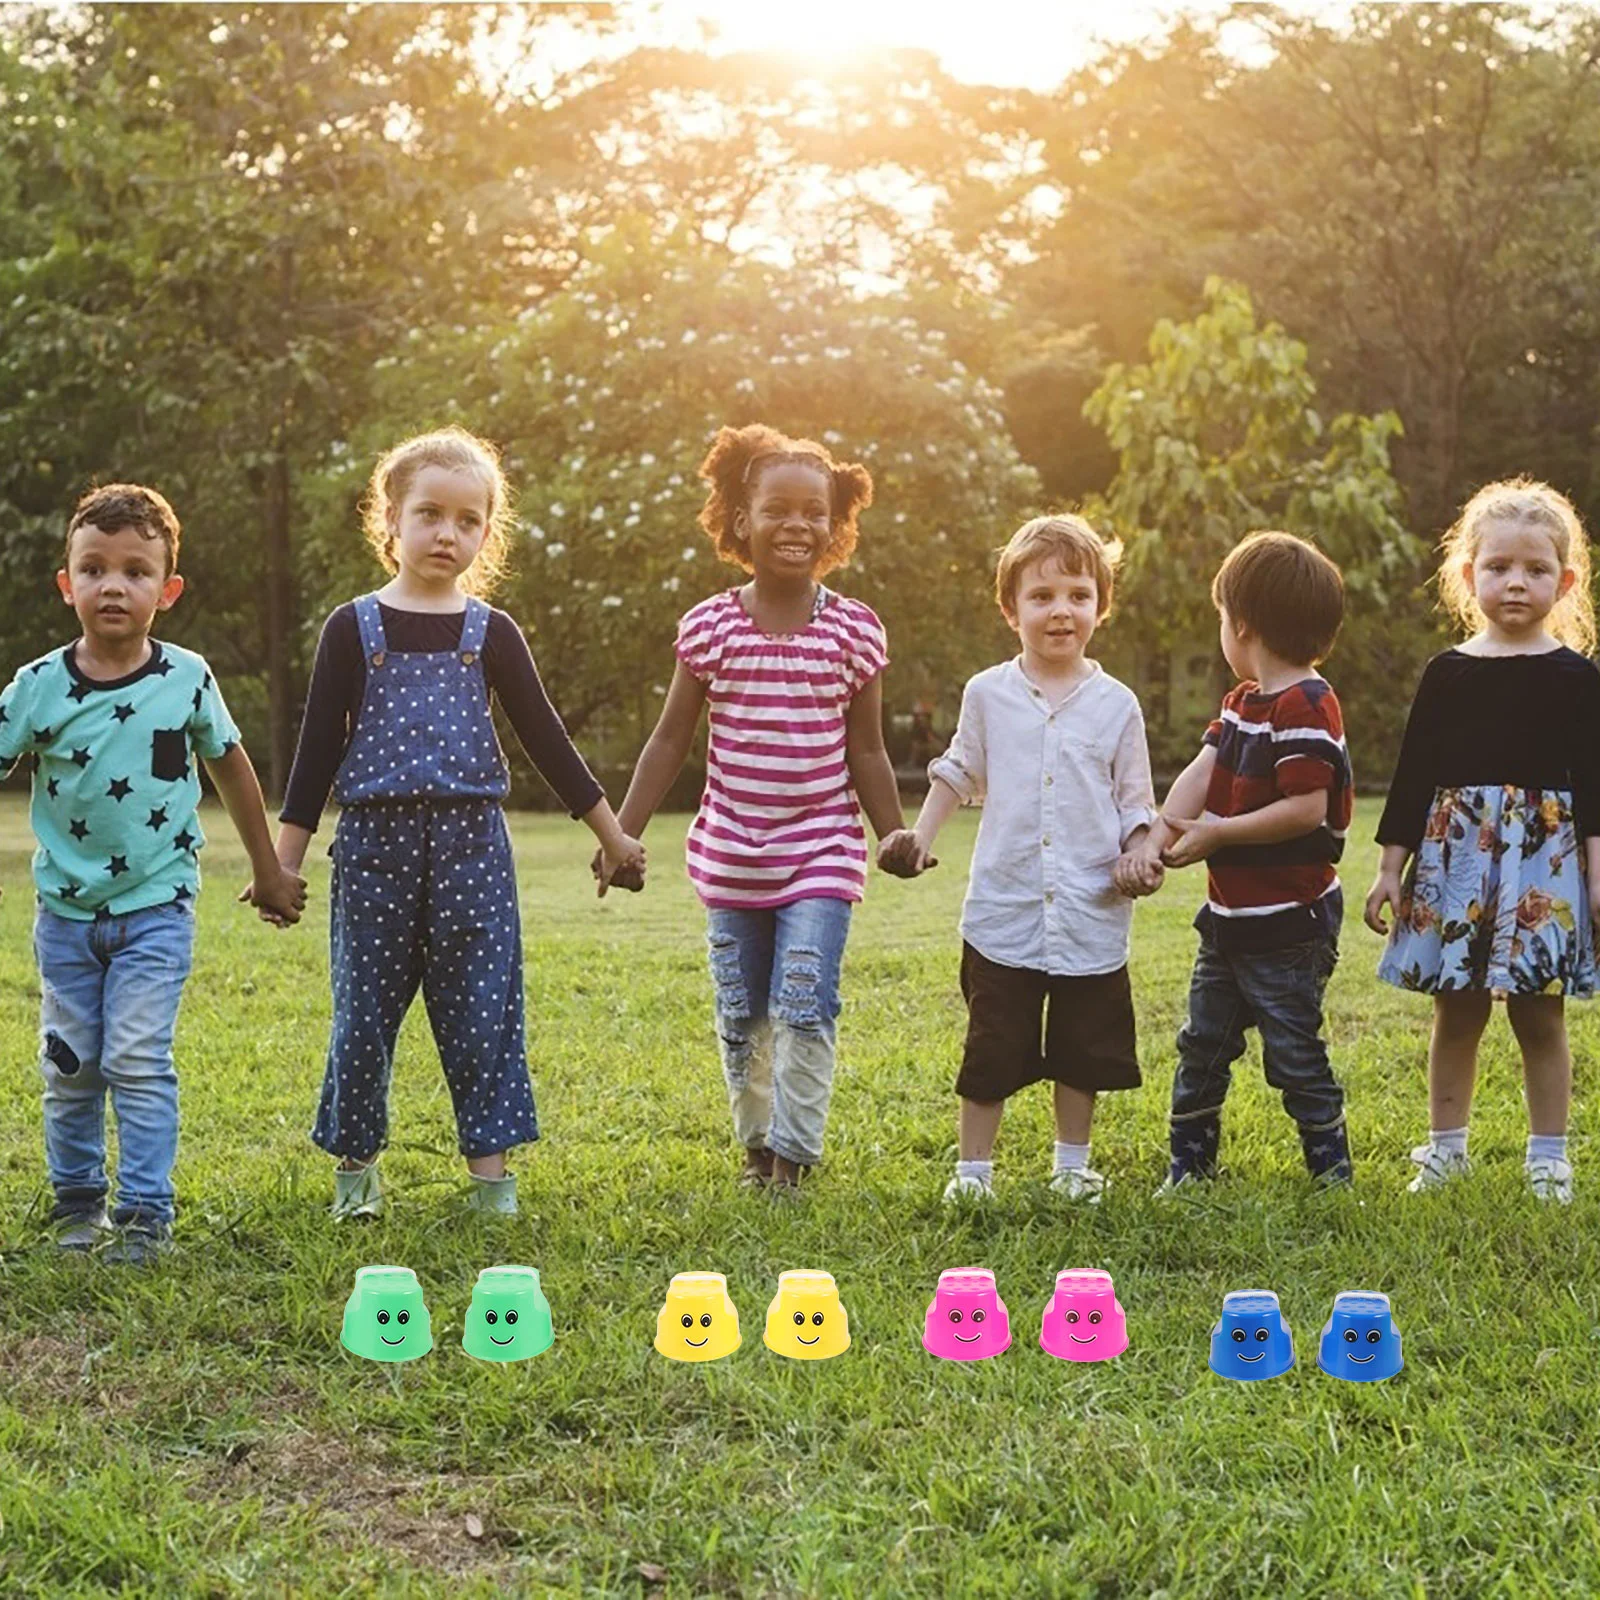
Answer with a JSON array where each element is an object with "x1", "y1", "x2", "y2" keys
[
  {"x1": 0, "y1": 4, "x2": 552, "y2": 788},
  {"x1": 1017, "y1": 4, "x2": 1600, "y2": 536},
  {"x1": 303, "y1": 226, "x2": 1040, "y2": 764},
  {"x1": 1085, "y1": 279, "x2": 1428, "y2": 773},
  {"x1": 5, "y1": 3, "x2": 1600, "y2": 801}
]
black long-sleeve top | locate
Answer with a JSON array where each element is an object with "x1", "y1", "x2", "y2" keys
[
  {"x1": 280, "y1": 602, "x2": 605, "y2": 831},
  {"x1": 1376, "y1": 647, "x2": 1600, "y2": 850}
]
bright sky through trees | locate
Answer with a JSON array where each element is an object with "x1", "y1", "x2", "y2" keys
[{"x1": 644, "y1": 0, "x2": 1289, "y2": 86}]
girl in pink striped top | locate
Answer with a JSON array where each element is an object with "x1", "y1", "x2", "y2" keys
[{"x1": 607, "y1": 424, "x2": 904, "y2": 1191}]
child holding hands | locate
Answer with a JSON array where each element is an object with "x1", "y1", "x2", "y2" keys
[
  {"x1": 277, "y1": 427, "x2": 643, "y2": 1220},
  {"x1": 882, "y1": 515, "x2": 1158, "y2": 1203},
  {"x1": 1133, "y1": 531, "x2": 1355, "y2": 1190},
  {"x1": 607, "y1": 424, "x2": 900, "y2": 1192},
  {"x1": 0, "y1": 484, "x2": 305, "y2": 1262}
]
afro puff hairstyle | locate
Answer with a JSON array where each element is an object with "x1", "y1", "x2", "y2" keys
[{"x1": 696, "y1": 423, "x2": 873, "y2": 576}]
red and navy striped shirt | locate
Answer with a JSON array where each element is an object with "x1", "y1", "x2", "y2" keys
[{"x1": 1198, "y1": 677, "x2": 1352, "y2": 949}]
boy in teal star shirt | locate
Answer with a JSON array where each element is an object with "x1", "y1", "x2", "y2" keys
[{"x1": 0, "y1": 484, "x2": 306, "y2": 1262}]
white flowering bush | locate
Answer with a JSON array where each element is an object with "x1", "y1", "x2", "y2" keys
[{"x1": 310, "y1": 227, "x2": 1040, "y2": 773}]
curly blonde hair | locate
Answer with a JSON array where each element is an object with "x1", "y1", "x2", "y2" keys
[
  {"x1": 1438, "y1": 477, "x2": 1595, "y2": 655},
  {"x1": 360, "y1": 426, "x2": 514, "y2": 597},
  {"x1": 696, "y1": 423, "x2": 873, "y2": 575},
  {"x1": 995, "y1": 513, "x2": 1122, "y2": 618}
]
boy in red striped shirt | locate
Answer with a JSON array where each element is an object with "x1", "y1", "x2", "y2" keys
[{"x1": 1126, "y1": 532, "x2": 1354, "y2": 1188}]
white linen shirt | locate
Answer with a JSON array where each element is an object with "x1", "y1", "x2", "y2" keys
[{"x1": 929, "y1": 659, "x2": 1157, "y2": 976}]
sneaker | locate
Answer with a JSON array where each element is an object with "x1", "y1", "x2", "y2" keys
[
  {"x1": 941, "y1": 1173, "x2": 994, "y2": 1206},
  {"x1": 102, "y1": 1218, "x2": 172, "y2": 1266},
  {"x1": 1048, "y1": 1166, "x2": 1106, "y2": 1205},
  {"x1": 332, "y1": 1163, "x2": 383, "y2": 1221},
  {"x1": 1407, "y1": 1143, "x2": 1470, "y2": 1193},
  {"x1": 466, "y1": 1173, "x2": 518, "y2": 1216},
  {"x1": 1526, "y1": 1156, "x2": 1574, "y2": 1205},
  {"x1": 48, "y1": 1197, "x2": 110, "y2": 1252}
]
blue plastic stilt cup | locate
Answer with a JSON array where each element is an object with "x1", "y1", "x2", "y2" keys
[
  {"x1": 1209, "y1": 1289, "x2": 1293, "y2": 1380},
  {"x1": 1318, "y1": 1291, "x2": 1402, "y2": 1382}
]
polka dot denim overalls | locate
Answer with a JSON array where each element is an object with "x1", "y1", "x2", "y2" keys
[{"x1": 311, "y1": 594, "x2": 538, "y2": 1162}]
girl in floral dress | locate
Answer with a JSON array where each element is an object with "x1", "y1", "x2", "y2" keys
[{"x1": 1366, "y1": 479, "x2": 1600, "y2": 1203}]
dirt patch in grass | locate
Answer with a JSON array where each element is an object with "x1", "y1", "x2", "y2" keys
[
  {"x1": 0, "y1": 1332, "x2": 143, "y2": 1419},
  {"x1": 198, "y1": 1424, "x2": 531, "y2": 1582}
]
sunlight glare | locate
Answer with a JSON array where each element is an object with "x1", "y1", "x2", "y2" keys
[{"x1": 650, "y1": 0, "x2": 1219, "y2": 90}]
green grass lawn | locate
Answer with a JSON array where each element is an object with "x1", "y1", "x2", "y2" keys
[{"x1": 1, "y1": 794, "x2": 1597, "y2": 1596}]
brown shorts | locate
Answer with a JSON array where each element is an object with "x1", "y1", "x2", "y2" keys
[{"x1": 957, "y1": 942, "x2": 1142, "y2": 1102}]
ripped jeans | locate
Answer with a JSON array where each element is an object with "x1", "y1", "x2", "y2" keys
[
  {"x1": 705, "y1": 897, "x2": 853, "y2": 1167},
  {"x1": 33, "y1": 901, "x2": 195, "y2": 1225}
]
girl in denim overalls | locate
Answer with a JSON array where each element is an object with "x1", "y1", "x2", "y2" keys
[{"x1": 275, "y1": 428, "x2": 645, "y2": 1219}]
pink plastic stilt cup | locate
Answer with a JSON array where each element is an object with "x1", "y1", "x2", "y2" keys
[
  {"x1": 922, "y1": 1268, "x2": 1012, "y2": 1360},
  {"x1": 1039, "y1": 1269, "x2": 1128, "y2": 1363}
]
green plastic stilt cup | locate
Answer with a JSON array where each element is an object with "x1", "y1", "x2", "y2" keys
[
  {"x1": 462, "y1": 1265, "x2": 553, "y2": 1362},
  {"x1": 340, "y1": 1265, "x2": 434, "y2": 1362}
]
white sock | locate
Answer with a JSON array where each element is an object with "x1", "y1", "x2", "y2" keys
[
  {"x1": 1527, "y1": 1134, "x2": 1568, "y2": 1165},
  {"x1": 1430, "y1": 1127, "x2": 1468, "y2": 1158},
  {"x1": 1053, "y1": 1141, "x2": 1091, "y2": 1174},
  {"x1": 955, "y1": 1159, "x2": 993, "y2": 1187}
]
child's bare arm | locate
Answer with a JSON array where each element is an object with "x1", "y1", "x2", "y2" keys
[
  {"x1": 1113, "y1": 824, "x2": 1163, "y2": 896},
  {"x1": 276, "y1": 821, "x2": 313, "y2": 875},
  {"x1": 880, "y1": 777, "x2": 961, "y2": 876},
  {"x1": 1145, "y1": 745, "x2": 1217, "y2": 859},
  {"x1": 584, "y1": 797, "x2": 647, "y2": 900},
  {"x1": 594, "y1": 662, "x2": 707, "y2": 892},
  {"x1": 205, "y1": 744, "x2": 307, "y2": 925},
  {"x1": 845, "y1": 676, "x2": 905, "y2": 843},
  {"x1": 1163, "y1": 788, "x2": 1329, "y2": 869},
  {"x1": 615, "y1": 663, "x2": 707, "y2": 837},
  {"x1": 882, "y1": 679, "x2": 984, "y2": 878},
  {"x1": 1364, "y1": 842, "x2": 1411, "y2": 934}
]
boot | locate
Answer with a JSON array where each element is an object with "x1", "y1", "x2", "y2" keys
[{"x1": 333, "y1": 1162, "x2": 384, "y2": 1221}]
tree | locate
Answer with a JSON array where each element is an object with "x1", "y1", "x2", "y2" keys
[
  {"x1": 1022, "y1": 4, "x2": 1600, "y2": 536},
  {"x1": 1084, "y1": 278, "x2": 1424, "y2": 775},
  {"x1": 300, "y1": 224, "x2": 1041, "y2": 786},
  {"x1": 0, "y1": 3, "x2": 612, "y2": 792}
]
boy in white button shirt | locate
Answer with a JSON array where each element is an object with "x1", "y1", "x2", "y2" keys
[{"x1": 880, "y1": 515, "x2": 1160, "y2": 1202}]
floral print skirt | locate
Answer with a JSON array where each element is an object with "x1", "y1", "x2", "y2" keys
[{"x1": 1378, "y1": 785, "x2": 1595, "y2": 998}]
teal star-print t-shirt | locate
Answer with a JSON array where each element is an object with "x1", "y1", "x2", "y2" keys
[{"x1": 0, "y1": 639, "x2": 241, "y2": 919}]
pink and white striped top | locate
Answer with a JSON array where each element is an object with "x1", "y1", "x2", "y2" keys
[{"x1": 675, "y1": 586, "x2": 889, "y2": 909}]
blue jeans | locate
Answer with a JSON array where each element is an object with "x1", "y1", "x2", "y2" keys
[
  {"x1": 33, "y1": 901, "x2": 196, "y2": 1225},
  {"x1": 705, "y1": 897, "x2": 853, "y2": 1167},
  {"x1": 1170, "y1": 898, "x2": 1349, "y2": 1180}
]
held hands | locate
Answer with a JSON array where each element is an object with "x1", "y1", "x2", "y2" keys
[
  {"x1": 590, "y1": 847, "x2": 643, "y2": 895},
  {"x1": 1158, "y1": 815, "x2": 1223, "y2": 871},
  {"x1": 877, "y1": 828, "x2": 937, "y2": 879},
  {"x1": 237, "y1": 863, "x2": 308, "y2": 928},
  {"x1": 593, "y1": 835, "x2": 647, "y2": 898},
  {"x1": 1113, "y1": 848, "x2": 1165, "y2": 898}
]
